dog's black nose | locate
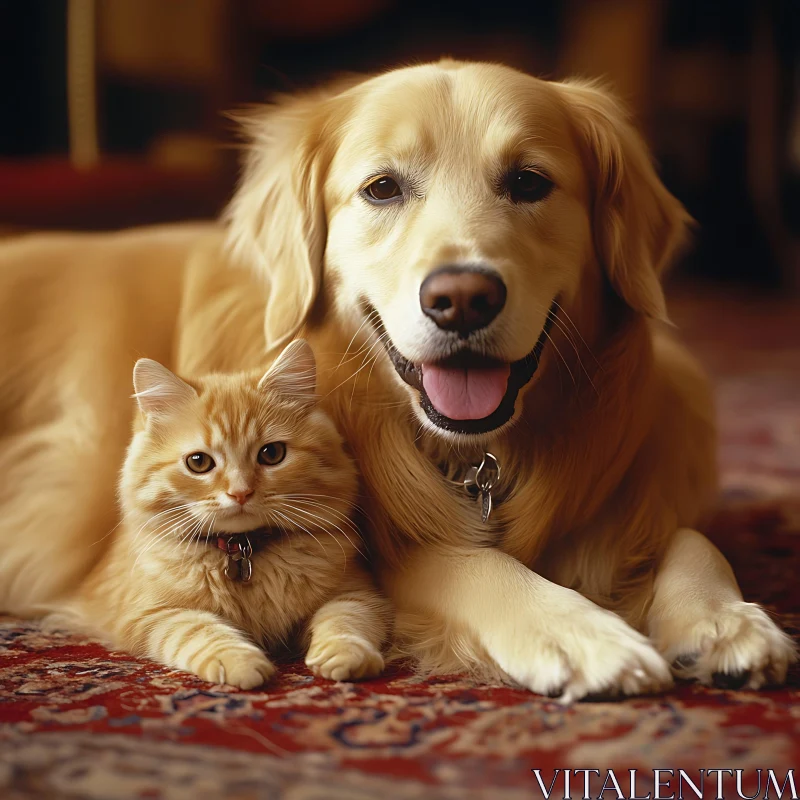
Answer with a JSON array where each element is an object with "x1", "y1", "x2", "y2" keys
[{"x1": 420, "y1": 266, "x2": 507, "y2": 336}]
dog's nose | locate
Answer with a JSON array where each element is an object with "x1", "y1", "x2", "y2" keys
[{"x1": 420, "y1": 267, "x2": 507, "y2": 336}]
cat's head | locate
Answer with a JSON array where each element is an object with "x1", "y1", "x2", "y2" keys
[{"x1": 122, "y1": 340, "x2": 357, "y2": 544}]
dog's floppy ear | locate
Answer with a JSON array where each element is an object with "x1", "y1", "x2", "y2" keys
[
  {"x1": 224, "y1": 80, "x2": 358, "y2": 356},
  {"x1": 557, "y1": 81, "x2": 692, "y2": 321}
]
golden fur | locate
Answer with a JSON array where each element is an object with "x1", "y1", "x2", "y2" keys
[
  {"x1": 0, "y1": 60, "x2": 795, "y2": 699},
  {"x1": 48, "y1": 341, "x2": 389, "y2": 687}
]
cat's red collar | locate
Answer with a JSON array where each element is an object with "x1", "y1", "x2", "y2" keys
[{"x1": 212, "y1": 527, "x2": 272, "y2": 552}]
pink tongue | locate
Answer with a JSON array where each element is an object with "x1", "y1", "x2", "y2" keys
[{"x1": 422, "y1": 363, "x2": 511, "y2": 420}]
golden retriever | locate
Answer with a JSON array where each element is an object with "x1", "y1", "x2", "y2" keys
[{"x1": 0, "y1": 60, "x2": 794, "y2": 700}]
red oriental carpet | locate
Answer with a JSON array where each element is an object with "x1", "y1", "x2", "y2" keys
[{"x1": 1, "y1": 288, "x2": 798, "y2": 799}]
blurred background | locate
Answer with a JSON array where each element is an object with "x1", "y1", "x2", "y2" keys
[{"x1": 1, "y1": 0, "x2": 798, "y2": 289}]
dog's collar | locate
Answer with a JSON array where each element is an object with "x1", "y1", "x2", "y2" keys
[{"x1": 212, "y1": 528, "x2": 275, "y2": 583}]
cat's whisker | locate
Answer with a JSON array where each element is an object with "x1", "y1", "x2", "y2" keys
[
  {"x1": 132, "y1": 511, "x2": 200, "y2": 565},
  {"x1": 274, "y1": 493, "x2": 375, "y2": 526},
  {"x1": 88, "y1": 517, "x2": 126, "y2": 548},
  {"x1": 279, "y1": 501, "x2": 364, "y2": 558},
  {"x1": 277, "y1": 505, "x2": 351, "y2": 561},
  {"x1": 129, "y1": 503, "x2": 203, "y2": 547},
  {"x1": 266, "y1": 509, "x2": 301, "y2": 553},
  {"x1": 275, "y1": 496, "x2": 363, "y2": 533},
  {"x1": 128, "y1": 508, "x2": 185, "y2": 546},
  {"x1": 140, "y1": 502, "x2": 204, "y2": 525},
  {"x1": 261, "y1": 511, "x2": 294, "y2": 549},
  {"x1": 277, "y1": 501, "x2": 364, "y2": 550},
  {"x1": 133, "y1": 521, "x2": 188, "y2": 562},
  {"x1": 271, "y1": 509, "x2": 337, "y2": 559},
  {"x1": 131, "y1": 513, "x2": 192, "y2": 554},
  {"x1": 136, "y1": 508, "x2": 197, "y2": 546},
  {"x1": 194, "y1": 512, "x2": 215, "y2": 560},
  {"x1": 191, "y1": 512, "x2": 214, "y2": 558},
  {"x1": 175, "y1": 522, "x2": 199, "y2": 570},
  {"x1": 260, "y1": 509, "x2": 296, "y2": 553},
  {"x1": 175, "y1": 529, "x2": 195, "y2": 568},
  {"x1": 177, "y1": 512, "x2": 211, "y2": 569},
  {"x1": 286, "y1": 508, "x2": 362, "y2": 542},
  {"x1": 130, "y1": 519, "x2": 188, "y2": 573}
]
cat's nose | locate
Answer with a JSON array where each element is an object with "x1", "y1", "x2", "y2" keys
[{"x1": 227, "y1": 488, "x2": 253, "y2": 506}]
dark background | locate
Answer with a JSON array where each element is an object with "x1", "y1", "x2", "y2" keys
[{"x1": 1, "y1": 0, "x2": 798, "y2": 288}]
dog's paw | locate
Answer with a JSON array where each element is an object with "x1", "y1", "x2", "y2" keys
[
  {"x1": 306, "y1": 634, "x2": 385, "y2": 681},
  {"x1": 654, "y1": 601, "x2": 797, "y2": 689},
  {"x1": 196, "y1": 645, "x2": 276, "y2": 689},
  {"x1": 487, "y1": 596, "x2": 673, "y2": 702}
]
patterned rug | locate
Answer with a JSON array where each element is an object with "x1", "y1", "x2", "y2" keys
[{"x1": 1, "y1": 288, "x2": 798, "y2": 799}]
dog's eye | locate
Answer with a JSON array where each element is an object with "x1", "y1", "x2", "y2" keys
[
  {"x1": 506, "y1": 169, "x2": 554, "y2": 204},
  {"x1": 363, "y1": 176, "x2": 402, "y2": 203}
]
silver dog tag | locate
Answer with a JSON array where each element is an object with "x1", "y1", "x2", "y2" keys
[
  {"x1": 463, "y1": 453, "x2": 501, "y2": 523},
  {"x1": 480, "y1": 490, "x2": 492, "y2": 524}
]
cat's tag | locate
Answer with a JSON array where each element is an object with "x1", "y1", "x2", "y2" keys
[
  {"x1": 221, "y1": 534, "x2": 253, "y2": 583},
  {"x1": 463, "y1": 452, "x2": 500, "y2": 524}
]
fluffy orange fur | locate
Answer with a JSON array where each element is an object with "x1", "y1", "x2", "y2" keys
[{"x1": 47, "y1": 341, "x2": 390, "y2": 687}]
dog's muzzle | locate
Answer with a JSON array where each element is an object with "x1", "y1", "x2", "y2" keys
[{"x1": 369, "y1": 301, "x2": 558, "y2": 436}]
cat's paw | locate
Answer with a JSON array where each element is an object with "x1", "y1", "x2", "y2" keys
[
  {"x1": 306, "y1": 634, "x2": 385, "y2": 681},
  {"x1": 196, "y1": 645, "x2": 276, "y2": 689},
  {"x1": 487, "y1": 597, "x2": 673, "y2": 702},
  {"x1": 653, "y1": 601, "x2": 797, "y2": 689}
]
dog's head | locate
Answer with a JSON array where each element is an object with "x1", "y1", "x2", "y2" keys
[{"x1": 227, "y1": 61, "x2": 690, "y2": 438}]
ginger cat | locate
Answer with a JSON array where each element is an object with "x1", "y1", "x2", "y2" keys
[{"x1": 54, "y1": 340, "x2": 390, "y2": 688}]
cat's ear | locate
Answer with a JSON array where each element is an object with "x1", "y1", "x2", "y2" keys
[
  {"x1": 258, "y1": 339, "x2": 317, "y2": 406},
  {"x1": 133, "y1": 359, "x2": 197, "y2": 416}
]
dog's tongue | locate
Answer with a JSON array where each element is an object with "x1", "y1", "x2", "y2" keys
[{"x1": 422, "y1": 363, "x2": 510, "y2": 420}]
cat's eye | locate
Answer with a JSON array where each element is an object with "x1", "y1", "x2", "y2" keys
[
  {"x1": 185, "y1": 452, "x2": 215, "y2": 474},
  {"x1": 257, "y1": 442, "x2": 286, "y2": 466}
]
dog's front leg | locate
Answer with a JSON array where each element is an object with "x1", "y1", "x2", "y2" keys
[
  {"x1": 648, "y1": 528, "x2": 797, "y2": 688},
  {"x1": 387, "y1": 545, "x2": 672, "y2": 701}
]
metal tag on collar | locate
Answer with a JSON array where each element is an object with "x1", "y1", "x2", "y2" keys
[
  {"x1": 463, "y1": 452, "x2": 501, "y2": 523},
  {"x1": 222, "y1": 533, "x2": 253, "y2": 583}
]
